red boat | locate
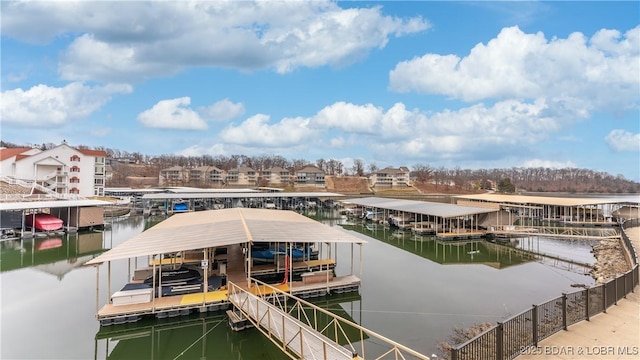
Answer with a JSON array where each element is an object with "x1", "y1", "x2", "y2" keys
[{"x1": 25, "y1": 213, "x2": 64, "y2": 231}]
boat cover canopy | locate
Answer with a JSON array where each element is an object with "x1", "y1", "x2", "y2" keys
[
  {"x1": 85, "y1": 208, "x2": 366, "y2": 265},
  {"x1": 341, "y1": 197, "x2": 497, "y2": 218},
  {"x1": 453, "y1": 194, "x2": 631, "y2": 207}
]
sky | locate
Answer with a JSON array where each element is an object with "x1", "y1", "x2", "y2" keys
[{"x1": 1, "y1": 1, "x2": 639, "y2": 181}]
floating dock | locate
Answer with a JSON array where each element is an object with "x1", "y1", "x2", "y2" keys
[{"x1": 86, "y1": 208, "x2": 366, "y2": 325}]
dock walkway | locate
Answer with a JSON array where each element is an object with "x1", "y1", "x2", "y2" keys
[
  {"x1": 517, "y1": 227, "x2": 640, "y2": 360},
  {"x1": 228, "y1": 282, "x2": 354, "y2": 360}
]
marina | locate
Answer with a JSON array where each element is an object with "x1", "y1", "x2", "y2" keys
[{"x1": 1, "y1": 193, "x2": 637, "y2": 359}]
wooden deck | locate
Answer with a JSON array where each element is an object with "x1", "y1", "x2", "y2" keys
[
  {"x1": 97, "y1": 244, "x2": 357, "y2": 324},
  {"x1": 436, "y1": 230, "x2": 486, "y2": 240}
]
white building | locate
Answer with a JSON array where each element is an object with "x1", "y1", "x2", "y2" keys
[{"x1": 0, "y1": 143, "x2": 107, "y2": 197}]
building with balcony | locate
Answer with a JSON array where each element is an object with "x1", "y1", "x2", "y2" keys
[
  {"x1": 187, "y1": 166, "x2": 226, "y2": 187},
  {"x1": 0, "y1": 143, "x2": 108, "y2": 197},
  {"x1": 369, "y1": 166, "x2": 411, "y2": 188},
  {"x1": 261, "y1": 167, "x2": 292, "y2": 186},
  {"x1": 159, "y1": 166, "x2": 188, "y2": 186},
  {"x1": 226, "y1": 166, "x2": 258, "y2": 187},
  {"x1": 295, "y1": 166, "x2": 325, "y2": 187}
]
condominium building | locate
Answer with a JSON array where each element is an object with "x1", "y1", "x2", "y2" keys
[{"x1": 0, "y1": 143, "x2": 107, "y2": 197}]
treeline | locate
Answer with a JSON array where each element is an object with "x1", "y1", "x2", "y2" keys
[{"x1": 2, "y1": 141, "x2": 638, "y2": 193}]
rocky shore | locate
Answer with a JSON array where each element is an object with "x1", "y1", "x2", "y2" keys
[{"x1": 590, "y1": 237, "x2": 631, "y2": 284}]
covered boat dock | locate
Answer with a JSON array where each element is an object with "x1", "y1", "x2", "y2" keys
[
  {"x1": 139, "y1": 191, "x2": 346, "y2": 214},
  {"x1": 453, "y1": 193, "x2": 633, "y2": 226},
  {"x1": 340, "y1": 197, "x2": 497, "y2": 240},
  {"x1": 84, "y1": 208, "x2": 366, "y2": 325},
  {"x1": 0, "y1": 199, "x2": 111, "y2": 239}
]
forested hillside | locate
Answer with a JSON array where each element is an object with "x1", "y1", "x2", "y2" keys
[{"x1": 2, "y1": 142, "x2": 638, "y2": 193}]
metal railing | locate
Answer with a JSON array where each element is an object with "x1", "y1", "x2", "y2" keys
[
  {"x1": 1, "y1": 175, "x2": 85, "y2": 200},
  {"x1": 452, "y1": 221, "x2": 639, "y2": 360},
  {"x1": 228, "y1": 278, "x2": 432, "y2": 360}
]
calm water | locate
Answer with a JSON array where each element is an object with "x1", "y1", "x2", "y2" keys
[{"x1": 1, "y1": 210, "x2": 596, "y2": 359}]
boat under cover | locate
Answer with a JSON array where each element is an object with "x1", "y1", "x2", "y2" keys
[
  {"x1": 25, "y1": 213, "x2": 64, "y2": 231},
  {"x1": 143, "y1": 266, "x2": 201, "y2": 286},
  {"x1": 251, "y1": 247, "x2": 312, "y2": 263}
]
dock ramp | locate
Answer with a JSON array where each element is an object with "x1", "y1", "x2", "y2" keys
[{"x1": 227, "y1": 279, "x2": 432, "y2": 360}]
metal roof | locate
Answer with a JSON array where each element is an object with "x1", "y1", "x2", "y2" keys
[
  {"x1": 85, "y1": 208, "x2": 366, "y2": 265},
  {"x1": 340, "y1": 197, "x2": 496, "y2": 218},
  {"x1": 165, "y1": 187, "x2": 261, "y2": 193},
  {"x1": 0, "y1": 199, "x2": 112, "y2": 211},
  {"x1": 141, "y1": 192, "x2": 345, "y2": 200},
  {"x1": 453, "y1": 194, "x2": 631, "y2": 207}
]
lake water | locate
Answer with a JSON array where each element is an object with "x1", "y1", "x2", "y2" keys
[{"x1": 0, "y1": 210, "x2": 596, "y2": 359}]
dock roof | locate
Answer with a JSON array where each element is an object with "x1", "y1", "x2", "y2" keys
[
  {"x1": 0, "y1": 199, "x2": 112, "y2": 211},
  {"x1": 341, "y1": 197, "x2": 496, "y2": 218},
  {"x1": 453, "y1": 194, "x2": 630, "y2": 207},
  {"x1": 141, "y1": 192, "x2": 345, "y2": 199},
  {"x1": 85, "y1": 208, "x2": 366, "y2": 265}
]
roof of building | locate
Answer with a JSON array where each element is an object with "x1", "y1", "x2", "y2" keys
[
  {"x1": 341, "y1": 197, "x2": 496, "y2": 218},
  {"x1": 85, "y1": 208, "x2": 366, "y2": 265},
  {"x1": 0, "y1": 147, "x2": 33, "y2": 161},
  {"x1": 297, "y1": 165, "x2": 324, "y2": 173},
  {"x1": 453, "y1": 193, "x2": 631, "y2": 207},
  {"x1": 77, "y1": 148, "x2": 107, "y2": 156},
  {"x1": 0, "y1": 199, "x2": 113, "y2": 211},
  {"x1": 160, "y1": 166, "x2": 184, "y2": 171}
]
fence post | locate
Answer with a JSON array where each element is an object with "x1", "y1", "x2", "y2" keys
[
  {"x1": 603, "y1": 282, "x2": 607, "y2": 313},
  {"x1": 561, "y1": 293, "x2": 568, "y2": 331},
  {"x1": 613, "y1": 276, "x2": 618, "y2": 305},
  {"x1": 450, "y1": 346, "x2": 458, "y2": 360},
  {"x1": 624, "y1": 272, "x2": 628, "y2": 299},
  {"x1": 496, "y1": 322, "x2": 504, "y2": 360},
  {"x1": 585, "y1": 288, "x2": 590, "y2": 321},
  {"x1": 532, "y1": 305, "x2": 538, "y2": 345}
]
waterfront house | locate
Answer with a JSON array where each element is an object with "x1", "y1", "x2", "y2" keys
[
  {"x1": 226, "y1": 166, "x2": 258, "y2": 187},
  {"x1": 261, "y1": 167, "x2": 292, "y2": 187},
  {"x1": 295, "y1": 165, "x2": 326, "y2": 187},
  {"x1": 159, "y1": 166, "x2": 187, "y2": 186},
  {"x1": 0, "y1": 142, "x2": 107, "y2": 197},
  {"x1": 369, "y1": 167, "x2": 410, "y2": 189}
]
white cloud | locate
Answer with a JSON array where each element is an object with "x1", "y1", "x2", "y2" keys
[
  {"x1": 521, "y1": 159, "x2": 578, "y2": 169},
  {"x1": 188, "y1": 97, "x2": 586, "y2": 161},
  {"x1": 605, "y1": 129, "x2": 640, "y2": 152},
  {"x1": 199, "y1": 99, "x2": 245, "y2": 121},
  {"x1": 389, "y1": 25, "x2": 640, "y2": 111},
  {"x1": 2, "y1": 1, "x2": 428, "y2": 82},
  {"x1": 137, "y1": 97, "x2": 207, "y2": 130},
  {"x1": 220, "y1": 114, "x2": 313, "y2": 147},
  {"x1": 0, "y1": 82, "x2": 131, "y2": 127},
  {"x1": 176, "y1": 143, "x2": 227, "y2": 157},
  {"x1": 312, "y1": 102, "x2": 382, "y2": 134}
]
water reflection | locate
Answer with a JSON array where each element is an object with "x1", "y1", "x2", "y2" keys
[
  {"x1": 1, "y1": 231, "x2": 108, "y2": 279},
  {"x1": 341, "y1": 221, "x2": 532, "y2": 269}
]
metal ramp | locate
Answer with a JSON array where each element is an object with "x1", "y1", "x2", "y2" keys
[{"x1": 227, "y1": 279, "x2": 431, "y2": 360}]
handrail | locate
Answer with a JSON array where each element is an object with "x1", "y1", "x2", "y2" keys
[
  {"x1": 451, "y1": 221, "x2": 640, "y2": 360},
  {"x1": 227, "y1": 281, "x2": 352, "y2": 360},
  {"x1": 228, "y1": 278, "x2": 432, "y2": 360},
  {"x1": 1, "y1": 175, "x2": 86, "y2": 200}
]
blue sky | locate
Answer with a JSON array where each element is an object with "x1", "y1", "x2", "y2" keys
[{"x1": 1, "y1": 1, "x2": 639, "y2": 181}]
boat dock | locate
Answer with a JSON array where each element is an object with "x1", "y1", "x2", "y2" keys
[
  {"x1": 86, "y1": 208, "x2": 366, "y2": 325},
  {"x1": 341, "y1": 197, "x2": 496, "y2": 240}
]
